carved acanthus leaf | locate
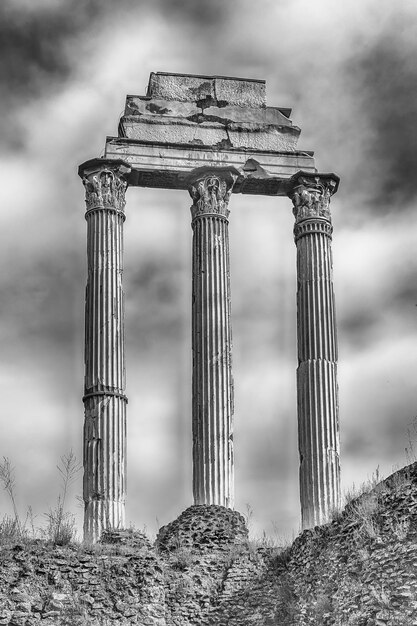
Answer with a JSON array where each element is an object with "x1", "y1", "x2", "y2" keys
[
  {"x1": 83, "y1": 168, "x2": 128, "y2": 212},
  {"x1": 189, "y1": 174, "x2": 236, "y2": 219},
  {"x1": 289, "y1": 175, "x2": 337, "y2": 224}
]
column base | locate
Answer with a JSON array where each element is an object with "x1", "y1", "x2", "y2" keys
[{"x1": 83, "y1": 499, "x2": 126, "y2": 543}]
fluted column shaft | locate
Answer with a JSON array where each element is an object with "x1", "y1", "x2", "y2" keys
[
  {"x1": 188, "y1": 168, "x2": 237, "y2": 508},
  {"x1": 288, "y1": 172, "x2": 341, "y2": 529},
  {"x1": 79, "y1": 158, "x2": 131, "y2": 542}
]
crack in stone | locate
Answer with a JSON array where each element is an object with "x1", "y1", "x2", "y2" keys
[
  {"x1": 146, "y1": 102, "x2": 170, "y2": 115},
  {"x1": 213, "y1": 131, "x2": 233, "y2": 150},
  {"x1": 196, "y1": 95, "x2": 229, "y2": 111},
  {"x1": 186, "y1": 113, "x2": 235, "y2": 125}
]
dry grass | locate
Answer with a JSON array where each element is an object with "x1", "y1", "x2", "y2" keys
[
  {"x1": 0, "y1": 452, "x2": 80, "y2": 547},
  {"x1": 344, "y1": 466, "x2": 384, "y2": 506},
  {"x1": 0, "y1": 457, "x2": 22, "y2": 536},
  {"x1": 44, "y1": 451, "x2": 81, "y2": 545},
  {"x1": 169, "y1": 545, "x2": 195, "y2": 571},
  {"x1": 0, "y1": 515, "x2": 21, "y2": 543}
]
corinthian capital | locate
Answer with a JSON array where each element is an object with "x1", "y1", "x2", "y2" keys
[
  {"x1": 287, "y1": 172, "x2": 339, "y2": 224},
  {"x1": 78, "y1": 158, "x2": 131, "y2": 213},
  {"x1": 188, "y1": 168, "x2": 238, "y2": 220}
]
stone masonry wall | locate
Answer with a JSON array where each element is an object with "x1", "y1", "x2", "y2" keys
[
  {"x1": 1, "y1": 464, "x2": 417, "y2": 625},
  {"x1": 285, "y1": 463, "x2": 417, "y2": 625}
]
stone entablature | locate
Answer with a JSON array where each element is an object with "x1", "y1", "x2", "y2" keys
[
  {"x1": 120, "y1": 72, "x2": 297, "y2": 152},
  {"x1": 104, "y1": 72, "x2": 316, "y2": 193}
]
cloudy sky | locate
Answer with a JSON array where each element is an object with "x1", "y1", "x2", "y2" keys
[{"x1": 1, "y1": 0, "x2": 416, "y2": 541}]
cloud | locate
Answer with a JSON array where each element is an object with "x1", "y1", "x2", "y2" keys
[
  {"x1": 340, "y1": 334, "x2": 417, "y2": 486},
  {"x1": 335, "y1": 212, "x2": 417, "y2": 352},
  {"x1": 214, "y1": 0, "x2": 417, "y2": 215},
  {"x1": 345, "y1": 7, "x2": 417, "y2": 208},
  {"x1": 0, "y1": 1, "x2": 88, "y2": 151},
  {"x1": 0, "y1": 2, "x2": 82, "y2": 91},
  {"x1": 156, "y1": 0, "x2": 230, "y2": 27}
]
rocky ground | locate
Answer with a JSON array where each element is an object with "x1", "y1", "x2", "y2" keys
[{"x1": 1, "y1": 464, "x2": 417, "y2": 625}]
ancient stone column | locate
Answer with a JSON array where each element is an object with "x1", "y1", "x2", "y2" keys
[
  {"x1": 78, "y1": 158, "x2": 131, "y2": 542},
  {"x1": 287, "y1": 172, "x2": 341, "y2": 529},
  {"x1": 188, "y1": 168, "x2": 238, "y2": 509}
]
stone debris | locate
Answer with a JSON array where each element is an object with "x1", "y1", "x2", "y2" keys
[
  {"x1": 156, "y1": 505, "x2": 248, "y2": 553},
  {"x1": 100, "y1": 528, "x2": 151, "y2": 550}
]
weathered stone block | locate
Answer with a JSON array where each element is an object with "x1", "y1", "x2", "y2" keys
[
  {"x1": 146, "y1": 72, "x2": 266, "y2": 108},
  {"x1": 214, "y1": 76, "x2": 266, "y2": 108},
  {"x1": 125, "y1": 96, "x2": 198, "y2": 118},
  {"x1": 203, "y1": 104, "x2": 292, "y2": 126},
  {"x1": 125, "y1": 96, "x2": 292, "y2": 127},
  {"x1": 120, "y1": 117, "x2": 299, "y2": 152},
  {"x1": 121, "y1": 117, "x2": 227, "y2": 147}
]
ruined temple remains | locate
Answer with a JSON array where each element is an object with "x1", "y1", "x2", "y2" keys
[{"x1": 79, "y1": 72, "x2": 340, "y2": 540}]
